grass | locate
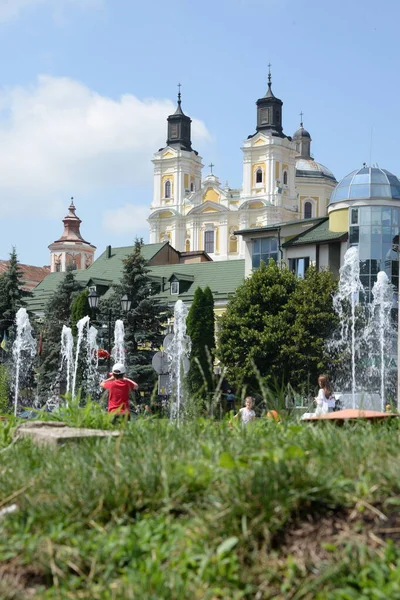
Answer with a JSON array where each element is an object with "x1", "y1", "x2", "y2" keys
[{"x1": 2, "y1": 416, "x2": 400, "y2": 598}]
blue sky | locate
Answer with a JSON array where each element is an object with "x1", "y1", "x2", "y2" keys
[{"x1": 0, "y1": 0, "x2": 399, "y2": 265}]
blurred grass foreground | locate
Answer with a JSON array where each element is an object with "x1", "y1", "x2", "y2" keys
[{"x1": 2, "y1": 415, "x2": 400, "y2": 599}]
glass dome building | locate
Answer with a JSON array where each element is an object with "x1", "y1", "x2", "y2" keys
[{"x1": 329, "y1": 166, "x2": 400, "y2": 297}]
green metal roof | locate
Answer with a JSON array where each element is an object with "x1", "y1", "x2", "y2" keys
[
  {"x1": 283, "y1": 218, "x2": 347, "y2": 247},
  {"x1": 235, "y1": 216, "x2": 325, "y2": 236},
  {"x1": 25, "y1": 241, "x2": 245, "y2": 313}
]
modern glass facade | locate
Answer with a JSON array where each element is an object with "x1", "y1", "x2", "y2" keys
[
  {"x1": 349, "y1": 206, "x2": 399, "y2": 298},
  {"x1": 252, "y1": 237, "x2": 278, "y2": 269}
]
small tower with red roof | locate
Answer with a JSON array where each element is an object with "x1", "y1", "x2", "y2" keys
[{"x1": 48, "y1": 199, "x2": 96, "y2": 272}]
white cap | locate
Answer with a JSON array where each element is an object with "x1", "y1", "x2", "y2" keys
[{"x1": 112, "y1": 363, "x2": 126, "y2": 374}]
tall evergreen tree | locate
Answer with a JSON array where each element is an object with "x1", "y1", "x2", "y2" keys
[
  {"x1": 37, "y1": 267, "x2": 80, "y2": 396},
  {"x1": 186, "y1": 286, "x2": 216, "y2": 395},
  {"x1": 0, "y1": 248, "x2": 27, "y2": 334},
  {"x1": 71, "y1": 289, "x2": 90, "y2": 335},
  {"x1": 98, "y1": 238, "x2": 167, "y2": 393}
]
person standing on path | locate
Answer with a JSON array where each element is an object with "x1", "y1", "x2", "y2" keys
[{"x1": 100, "y1": 363, "x2": 138, "y2": 417}]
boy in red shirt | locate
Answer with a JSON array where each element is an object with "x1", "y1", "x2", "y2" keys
[{"x1": 100, "y1": 363, "x2": 138, "y2": 417}]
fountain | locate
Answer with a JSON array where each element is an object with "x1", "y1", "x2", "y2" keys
[
  {"x1": 86, "y1": 325, "x2": 100, "y2": 398},
  {"x1": 369, "y1": 272, "x2": 396, "y2": 411},
  {"x1": 330, "y1": 247, "x2": 397, "y2": 411},
  {"x1": 166, "y1": 300, "x2": 191, "y2": 425},
  {"x1": 12, "y1": 308, "x2": 36, "y2": 416},
  {"x1": 60, "y1": 326, "x2": 74, "y2": 394},
  {"x1": 111, "y1": 319, "x2": 125, "y2": 365},
  {"x1": 71, "y1": 315, "x2": 90, "y2": 400}
]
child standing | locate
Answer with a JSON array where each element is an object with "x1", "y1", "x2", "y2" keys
[
  {"x1": 100, "y1": 363, "x2": 138, "y2": 417},
  {"x1": 234, "y1": 396, "x2": 256, "y2": 426}
]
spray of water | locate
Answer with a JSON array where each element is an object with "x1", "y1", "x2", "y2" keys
[
  {"x1": 60, "y1": 326, "x2": 74, "y2": 393},
  {"x1": 166, "y1": 300, "x2": 191, "y2": 426},
  {"x1": 12, "y1": 308, "x2": 36, "y2": 416},
  {"x1": 370, "y1": 271, "x2": 395, "y2": 411},
  {"x1": 86, "y1": 325, "x2": 100, "y2": 398},
  {"x1": 71, "y1": 315, "x2": 90, "y2": 400},
  {"x1": 111, "y1": 319, "x2": 125, "y2": 365},
  {"x1": 332, "y1": 247, "x2": 364, "y2": 409}
]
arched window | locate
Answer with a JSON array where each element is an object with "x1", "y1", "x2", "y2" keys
[
  {"x1": 185, "y1": 239, "x2": 190, "y2": 252},
  {"x1": 256, "y1": 168, "x2": 263, "y2": 184},
  {"x1": 229, "y1": 233, "x2": 238, "y2": 254},
  {"x1": 165, "y1": 180, "x2": 171, "y2": 198},
  {"x1": 283, "y1": 171, "x2": 288, "y2": 185},
  {"x1": 304, "y1": 201, "x2": 312, "y2": 219}
]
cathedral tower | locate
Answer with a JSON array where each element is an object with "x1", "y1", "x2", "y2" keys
[{"x1": 149, "y1": 88, "x2": 203, "y2": 249}]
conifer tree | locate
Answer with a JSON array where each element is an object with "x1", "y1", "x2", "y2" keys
[
  {"x1": 98, "y1": 238, "x2": 167, "y2": 393},
  {"x1": 0, "y1": 248, "x2": 27, "y2": 334},
  {"x1": 37, "y1": 267, "x2": 80, "y2": 396},
  {"x1": 186, "y1": 286, "x2": 216, "y2": 395},
  {"x1": 71, "y1": 289, "x2": 90, "y2": 335}
]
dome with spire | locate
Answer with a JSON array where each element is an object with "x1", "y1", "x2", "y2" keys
[{"x1": 293, "y1": 124, "x2": 311, "y2": 140}]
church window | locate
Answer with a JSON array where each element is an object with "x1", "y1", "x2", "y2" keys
[
  {"x1": 190, "y1": 182, "x2": 194, "y2": 192},
  {"x1": 256, "y1": 168, "x2": 263, "y2": 184},
  {"x1": 283, "y1": 171, "x2": 288, "y2": 185},
  {"x1": 165, "y1": 180, "x2": 171, "y2": 198},
  {"x1": 204, "y1": 230, "x2": 215, "y2": 254},
  {"x1": 304, "y1": 201, "x2": 312, "y2": 219}
]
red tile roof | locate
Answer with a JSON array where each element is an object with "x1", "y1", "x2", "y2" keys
[{"x1": 0, "y1": 261, "x2": 50, "y2": 291}]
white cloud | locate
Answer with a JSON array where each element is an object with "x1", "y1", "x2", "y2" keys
[
  {"x1": 0, "y1": 0, "x2": 102, "y2": 22},
  {"x1": 102, "y1": 204, "x2": 149, "y2": 235},
  {"x1": 0, "y1": 75, "x2": 211, "y2": 219}
]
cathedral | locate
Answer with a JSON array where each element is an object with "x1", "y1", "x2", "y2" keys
[{"x1": 148, "y1": 71, "x2": 337, "y2": 261}]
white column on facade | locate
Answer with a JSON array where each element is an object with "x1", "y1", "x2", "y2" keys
[
  {"x1": 219, "y1": 218, "x2": 229, "y2": 260},
  {"x1": 242, "y1": 154, "x2": 252, "y2": 197},
  {"x1": 153, "y1": 164, "x2": 162, "y2": 207}
]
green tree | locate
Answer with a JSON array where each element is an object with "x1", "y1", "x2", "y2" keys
[
  {"x1": 37, "y1": 267, "x2": 80, "y2": 396},
  {"x1": 71, "y1": 289, "x2": 90, "y2": 335},
  {"x1": 0, "y1": 248, "x2": 27, "y2": 334},
  {"x1": 99, "y1": 239, "x2": 167, "y2": 394},
  {"x1": 218, "y1": 261, "x2": 337, "y2": 394},
  {"x1": 186, "y1": 286, "x2": 216, "y2": 395}
]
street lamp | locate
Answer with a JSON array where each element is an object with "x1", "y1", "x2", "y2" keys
[{"x1": 87, "y1": 288, "x2": 132, "y2": 372}]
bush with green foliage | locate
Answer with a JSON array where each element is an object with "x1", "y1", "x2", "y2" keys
[
  {"x1": 0, "y1": 364, "x2": 9, "y2": 414},
  {"x1": 218, "y1": 261, "x2": 338, "y2": 394},
  {"x1": 70, "y1": 288, "x2": 90, "y2": 335}
]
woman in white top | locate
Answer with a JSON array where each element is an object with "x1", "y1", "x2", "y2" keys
[
  {"x1": 315, "y1": 375, "x2": 335, "y2": 414},
  {"x1": 234, "y1": 396, "x2": 256, "y2": 426}
]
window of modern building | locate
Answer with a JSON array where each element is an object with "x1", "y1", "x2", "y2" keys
[
  {"x1": 283, "y1": 171, "x2": 288, "y2": 185},
  {"x1": 205, "y1": 230, "x2": 215, "y2": 254},
  {"x1": 256, "y1": 168, "x2": 263, "y2": 184},
  {"x1": 349, "y1": 205, "x2": 400, "y2": 299},
  {"x1": 171, "y1": 281, "x2": 179, "y2": 295},
  {"x1": 165, "y1": 180, "x2": 171, "y2": 198},
  {"x1": 304, "y1": 201, "x2": 312, "y2": 219},
  {"x1": 289, "y1": 257, "x2": 310, "y2": 278},
  {"x1": 252, "y1": 237, "x2": 278, "y2": 269}
]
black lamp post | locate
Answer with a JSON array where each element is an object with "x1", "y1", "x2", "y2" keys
[{"x1": 88, "y1": 288, "x2": 132, "y2": 372}]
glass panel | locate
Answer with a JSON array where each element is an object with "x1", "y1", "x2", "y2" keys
[
  {"x1": 370, "y1": 259, "x2": 380, "y2": 274},
  {"x1": 359, "y1": 207, "x2": 371, "y2": 225},
  {"x1": 349, "y1": 227, "x2": 359, "y2": 244},
  {"x1": 382, "y1": 227, "x2": 392, "y2": 243},
  {"x1": 371, "y1": 226, "x2": 381, "y2": 242},
  {"x1": 371, "y1": 184, "x2": 391, "y2": 197},
  {"x1": 270, "y1": 252, "x2": 278, "y2": 263},
  {"x1": 371, "y1": 243, "x2": 381, "y2": 260},
  {"x1": 331, "y1": 187, "x2": 348, "y2": 201},
  {"x1": 358, "y1": 241, "x2": 371, "y2": 260},
  {"x1": 393, "y1": 209, "x2": 400, "y2": 226},
  {"x1": 252, "y1": 255, "x2": 260, "y2": 269},
  {"x1": 392, "y1": 262, "x2": 399, "y2": 277},
  {"x1": 338, "y1": 173, "x2": 355, "y2": 187},
  {"x1": 360, "y1": 260, "x2": 369, "y2": 275},
  {"x1": 353, "y1": 173, "x2": 370, "y2": 184},
  {"x1": 261, "y1": 238, "x2": 270, "y2": 253},
  {"x1": 253, "y1": 239, "x2": 260, "y2": 254},
  {"x1": 349, "y1": 184, "x2": 370, "y2": 198},
  {"x1": 360, "y1": 275, "x2": 370, "y2": 289},
  {"x1": 382, "y1": 208, "x2": 391, "y2": 226},
  {"x1": 371, "y1": 171, "x2": 388, "y2": 183},
  {"x1": 351, "y1": 208, "x2": 359, "y2": 225},
  {"x1": 391, "y1": 276, "x2": 398, "y2": 293},
  {"x1": 359, "y1": 225, "x2": 370, "y2": 240},
  {"x1": 270, "y1": 238, "x2": 278, "y2": 251}
]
